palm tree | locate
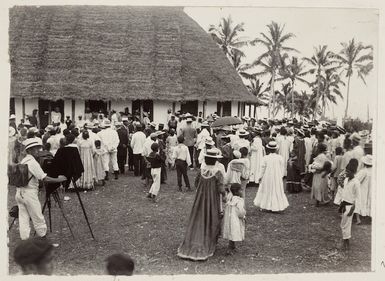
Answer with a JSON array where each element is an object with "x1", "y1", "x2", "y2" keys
[
  {"x1": 246, "y1": 77, "x2": 270, "y2": 119},
  {"x1": 209, "y1": 16, "x2": 248, "y2": 65},
  {"x1": 313, "y1": 70, "x2": 345, "y2": 118},
  {"x1": 248, "y1": 21, "x2": 298, "y2": 118},
  {"x1": 274, "y1": 83, "x2": 292, "y2": 117},
  {"x1": 333, "y1": 38, "x2": 373, "y2": 119},
  {"x1": 280, "y1": 57, "x2": 309, "y2": 118},
  {"x1": 303, "y1": 45, "x2": 339, "y2": 120}
]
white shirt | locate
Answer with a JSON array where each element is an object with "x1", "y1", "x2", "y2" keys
[
  {"x1": 21, "y1": 154, "x2": 47, "y2": 190},
  {"x1": 342, "y1": 177, "x2": 361, "y2": 205},
  {"x1": 196, "y1": 128, "x2": 210, "y2": 150},
  {"x1": 172, "y1": 143, "x2": 192, "y2": 166},
  {"x1": 51, "y1": 111, "x2": 61, "y2": 124},
  {"x1": 143, "y1": 137, "x2": 156, "y2": 157},
  {"x1": 97, "y1": 127, "x2": 119, "y2": 152},
  {"x1": 131, "y1": 131, "x2": 147, "y2": 155}
]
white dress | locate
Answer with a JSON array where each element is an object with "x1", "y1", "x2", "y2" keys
[
  {"x1": 222, "y1": 193, "x2": 246, "y2": 241},
  {"x1": 276, "y1": 135, "x2": 293, "y2": 177},
  {"x1": 249, "y1": 137, "x2": 264, "y2": 182},
  {"x1": 354, "y1": 167, "x2": 372, "y2": 217},
  {"x1": 253, "y1": 153, "x2": 289, "y2": 211}
]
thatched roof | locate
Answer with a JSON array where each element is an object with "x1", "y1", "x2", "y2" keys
[{"x1": 9, "y1": 6, "x2": 256, "y2": 102}]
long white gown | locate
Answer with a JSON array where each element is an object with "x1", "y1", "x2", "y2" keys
[
  {"x1": 276, "y1": 135, "x2": 293, "y2": 177},
  {"x1": 253, "y1": 153, "x2": 289, "y2": 211},
  {"x1": 249, "y1": 137, "x2": 264, "y2": 182}
]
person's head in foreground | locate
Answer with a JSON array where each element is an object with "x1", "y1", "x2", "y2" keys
[
  {"x1": 14, "y1": 237, "x2": 55, "y2": 275},
  {"x1": 105, "y1": 253, "x2": 134, "y2": 276},
  {"x1": 345, "y1": 158, "x2": 359, "y2": 179}
]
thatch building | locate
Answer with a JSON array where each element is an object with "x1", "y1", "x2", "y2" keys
[{"x1": 9, "y1": 6, "x2": 255, "y2": 127}]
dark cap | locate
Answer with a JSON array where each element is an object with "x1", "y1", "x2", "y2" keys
[{"x1": 14, "y1": 237, "x2": 54, "y2": 266}]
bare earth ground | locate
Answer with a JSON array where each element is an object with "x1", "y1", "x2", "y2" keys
[{"x1": 7, "y1": 168, "x2": 371, "y2": 275}]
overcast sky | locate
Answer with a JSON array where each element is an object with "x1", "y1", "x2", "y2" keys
[{"x1": 184, "y1": 7, "x2": 378, "y2": 121}]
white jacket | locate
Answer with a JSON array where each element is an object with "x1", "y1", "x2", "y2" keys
[{"x1": 97, "y1": 128, "x2": 119, "y2": 152}]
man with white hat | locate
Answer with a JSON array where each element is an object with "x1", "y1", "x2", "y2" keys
[
  {"x1": 16, "y1": 138, "x2": 67, "y2": 240},
  {"x1": 195, "y1": 122, "x2": 211, "y2": 164},
  {"x1": 232, "y1": 130, "x2": 250, "y2": 152},
  {"x1": 97, "y1": 120, "x2": 120, "y2": 180},
  {"x1": 198, "y1": 137, "x2": 216, "y2": 166},
  {"x1": 351, "y1": 134, "x2": 364, "y2": 169},
  {"x1": 9, "y1": 114, "x2": 18, "y2": 132},
  {"x1": 181, "y1": 117, "x2": 197, "y2": 169}
]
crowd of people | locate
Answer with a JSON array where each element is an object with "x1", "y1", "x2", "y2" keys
[{"x1": 8, "y1": 107, "x2": 373, "y2": 270}]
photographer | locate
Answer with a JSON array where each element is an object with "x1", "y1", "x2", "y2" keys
[{"x1": 16, "y1": 138, "x2": 67, "y2": 240}]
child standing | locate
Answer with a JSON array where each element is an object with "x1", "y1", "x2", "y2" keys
[
  {"x1": 147, "y1": 142, "x2": 162, "y2": 202},
  {"x1": 331, "y1": 147, "x2": 344, "y2": 201},
  {"x1": 93, "y1": 140, "x2": 105, "y2": 186},
  {"x1": 339, "y1": 158, "x2": 360, "y2": 251},
  {"x1": 222, "y1": 183, "x2": 246, "y2": 255}
]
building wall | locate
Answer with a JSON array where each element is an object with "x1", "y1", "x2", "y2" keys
[
  {"x1": 231, "y1": 101, "x2": 238, "y2": 117},
  {"x1": 74, "y1": 99, "x2": 85, "y2": 119},
  {"x1": 25, "y1": 99, "x2": 38, "y2": 118},
  {"x1": 153, "y1": 100, "x2": 172, "y2": 127},
  {"x1": 64, "y1": 100, "x2": 72, "y2": 119},
  {"x1": 206, "y1": 101, "x2": 217, "y2": 116},
  {"x1": 14, "y1": 98, "x2": 23, "y2": 122}
]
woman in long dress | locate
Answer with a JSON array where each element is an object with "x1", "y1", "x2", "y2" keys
[
  {"x1": 166, "y1": 129, "x2": 178, "y2": 169},
  {"x1": 177, "y1": 148, "x2": 226, "y2": 261},
  {"x1": 249, "y1": 131, "x2": 264, "y2": 185},
  {"x1": 286, "y1": 129, "x2": 306, "y2": 193},
  {"x1": 309, "y1": 143, "x2": 331, "y2": 206},
  {"x1": 253, "y1": 141, "x2": 289, "y2": 212},
  {"x1": 77, "y1": 130, "x2": 95, "y2": 190},
  {"x1": 276, "y1": 127, "x2": 293, "y2": 177}
]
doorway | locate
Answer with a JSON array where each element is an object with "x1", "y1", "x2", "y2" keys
[
  {"x1": 38, "y1": 99, "x2": 64, "y2": 128},
  {"x1": 181, "y1": 101, "x2": 198, "y2": 116},
  {"x1": 132, "y1": 100, "x2": 154, "y2": 121}
]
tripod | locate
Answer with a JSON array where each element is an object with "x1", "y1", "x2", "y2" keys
[{"x1": 41, "y1": 178, "x2": 95, "y2": 240}]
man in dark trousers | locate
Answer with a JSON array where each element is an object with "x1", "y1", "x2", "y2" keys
[{"x1": 116, "y1": 121, "x2": 129, "y2": 174}]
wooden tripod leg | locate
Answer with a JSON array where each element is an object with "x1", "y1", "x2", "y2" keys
[{"x1": 52, "y1": 192, "x2": 75, "y2": 239}]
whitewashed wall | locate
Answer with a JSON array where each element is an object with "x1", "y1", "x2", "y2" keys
[
  {"x1": 231, "y1": 101, "x2": 238, "y2": 117},
  {"x1": 74, "y1": 99, "x2": 85, "y2": 119},
  {"x1": 64, "y1": 100, "x2": 72, "y2": 119},
  {"x1": 14, "y1": 98, "x2": 23, "y2": 122},
  {"x1": 153, "y1": 100, "x2": 171, "y2": 126},
  {"x1": 206, "y1": 101, "x2": 217, "y2": 117},
  {"x1": 25, "y1": 99, "x2": 38, "y2": 118}
]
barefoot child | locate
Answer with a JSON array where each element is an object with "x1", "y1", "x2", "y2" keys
[
  {"x1": 339, "y1": 158, "x2": 360, "y2": 251},
  {"x1": 222, "y1": 183, "x2": 246, "y2": 255}
]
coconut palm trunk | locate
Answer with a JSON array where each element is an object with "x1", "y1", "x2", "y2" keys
[
  {"x1": 344, "y1": 75, "x2": 351, "y2": 120},
  {"x1": 291, "y1": 80, "x2": 295, "y2": 118},
  {"x1": 270, "y1": 70, "x2": 275, "y2": 118}
]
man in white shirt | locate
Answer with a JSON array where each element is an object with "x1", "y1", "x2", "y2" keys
[
  {"x1": 51, "y1": 107, "x2": 61, "y2": 125},
  {"x1": 97, "y1": 120, "x2": 120, "y2": 180},
  {"x1": 172, "y1": 135, "x2": 191, "y2": 192},
  {"x1": 76, "y1": 115, "x2": 85, "y2": 130},
  {"x1": 130, "y1": 124, "x2": 146, "y2": 176},
  {"x1": 16, "y1": 138, "x2": 66, "y2": 240}
]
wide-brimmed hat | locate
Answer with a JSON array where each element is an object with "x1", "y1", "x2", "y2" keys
[
  {"x1": 295, "y1": 128, "x2": 305, "y2": 137},
  {"x1": 186, "y1": 117, "x2": 193, "y2": 123},
  {"x1": 122, "y1": 117, "x2": 129, "y2": 122},
  {"x1": 149, "y1": 122, "x2": 156, "y2": 127},
  {"x1": 9, "y1": 127, "x2": 16, "y2": 136},
  {"x1": 23, "y1": 137, "x2": 42, "y2": 150},
  {"x1": 115, "y1": 121, "x2": 123, "y2": 127},
  {"x1": 205, "y1": 137, "x2": 215, "y2": 146},
  {"x1": 28, "y1": 127, "x2": 39, "y2": 134},
  {"x1": 266, "y1": 141, "x2": 278, "y2": 150},
  {"x1": 242, "y1": 116, "x2": 251, "y2": 121},
  {"x1": 362, "y1": 155, "x2": 373, "y2": 166},
  {"x1": 85, "y1": 122, "x2": 95, "y2": 129},
  {"x1": 9, "y1": 114, "x2": 16, "y2": 120},
  {"x1": 156, "y1": 131, "x2": 165, "y2": 136},
  {"x1": 233, "y1": 150, "x2": 241, "y2": 159},
  {"x1": 204, "y1": 148, "x2": 223, "y2": 158},
  {"x1": 150, "y1": 133, "x2": 158, "y2": 139},
  {"x1": 143, "y1": 112, "x2": 148, "y2": 117},
  {"x1": 238, "y1": 130, "x2": 249, "y2": 136},
  {"x1": 45, "y1": 125, "x2": 54, "y2": 132},
  {"x1": 221, "y1": 134, "x2": 231, "y2": 139},
  {"x1": 103, "y1": 120, "x2": 112, "y2": 127},
  {"x1": 201, "y1": 121, "x2": 210, "y2": 127},
  {"x1": 351, "y1": 133, "x2": 361, "y2": 142},
  {"x1": 337, "y1": 126, "x2": 346, "y2": 135}
]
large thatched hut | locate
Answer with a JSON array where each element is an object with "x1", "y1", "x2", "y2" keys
[{"x1": 9, "y1": 6, "x2": 255, "y2": 127}]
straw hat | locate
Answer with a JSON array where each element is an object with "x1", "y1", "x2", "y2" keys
[
  {"x1": 201, "y1": 121, "x2": 210, "y2": 127},
  {"x1": 204, "y1": 148, "x2": 223, "y2": 158},
  {"x1": 186, "y1": 117, "x2": 193, "y2": 123},
  {"x1": 9, "y1": 127, "x2": 16, "y2": 136},
  {"x1": 295, "y1": 128, "x2": 305, "y2": 137},
  {"x1": 23, "y1": 137, "x2": 42, "y2": 150},
  {"x1": 103, "y1": 120, "x2": 112, "y2": 127},
  {"x1": 362, "y1": 155, "x2": 373, "y2": 166},
  {"x1": 205, "y1": 137, "x2": 215, "y2": 146},
  {"x1": 266, "y1": 141, "x2": 278, "y2": 150},
  {"x1": 351, "y1": 133, "x2": 361, "y2": 142},
  {"x1": 9, "y1": 114, "x2": 16, "y2": 120},
  {"x1": 238, "y1": 129, "x2": 249, "y2": 136}
]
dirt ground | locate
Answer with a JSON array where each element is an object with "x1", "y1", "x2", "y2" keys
[{"x1": 7, "y1": 168, "x2": 371, "y2": 275}]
